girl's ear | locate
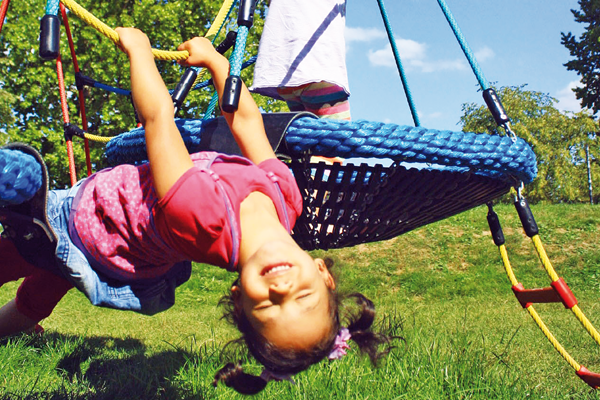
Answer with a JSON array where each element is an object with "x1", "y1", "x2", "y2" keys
[{"x1": 315, "y1": 258, "x2": 336, "y2": 290}]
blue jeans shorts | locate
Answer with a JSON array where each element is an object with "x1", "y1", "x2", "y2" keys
[{"x1": 48, "y1": 180, "x2": 191, "y2": 315}]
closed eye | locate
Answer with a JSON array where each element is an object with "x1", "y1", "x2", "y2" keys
[{"x1": 297, "y1": 292, "x2": 312, "y2": 300}]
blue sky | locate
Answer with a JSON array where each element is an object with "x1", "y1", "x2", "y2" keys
[{"x1": 344, "y1": 0, "x2": 585, "y2": 131}]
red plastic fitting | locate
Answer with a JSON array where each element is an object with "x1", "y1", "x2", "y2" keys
[
  {"x1": 551, "y1": 278, "x2": 578, "y2": 309},
  {"x1": 511, "y1": 283, "x2": 561, "y2": 309},
  {"x1": 577, "y1": 366, "x2": 600, "y2": 389}
]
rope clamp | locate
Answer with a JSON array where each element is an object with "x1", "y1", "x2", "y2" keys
[
  {"x1": 64, "y1": 123, "x2": 86, "y2": 140},
  {"x1": 502, "y1": 122, "x2": 518, "y2": 143},
  {"x1": 515, "y1": 182, "x2": 524, "y2": 202}
]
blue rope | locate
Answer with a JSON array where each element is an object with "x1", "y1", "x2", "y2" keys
[
  {"x1": 94, "y1": 81, "x2": 131, "y2": 96},
  {"x1": 104, "y1": 116, "x2": 537, "y2": 183},
  {"x1": 0, "y1": 149, "x2": 43, "y2": 206},
  {"x1": 436, "y1": 0, "x2": 489, "y2": 91},
  {"x1": 376, "y1": 0, "x2": 421, "y2": 127}
]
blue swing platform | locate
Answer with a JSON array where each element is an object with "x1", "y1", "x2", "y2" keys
[{"x1": 101, "y1": 112, "x2": 536, "y2": 250}]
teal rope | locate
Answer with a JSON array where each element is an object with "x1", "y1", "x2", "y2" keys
[
  {"x1": 203, "y1": 91, "x2": 220, "y2": 119},
  {"x1": 229, "y1": 26, "x2": 249, "y2": 75},
  {"x1": 436, "y1": 0, "x2": 489, "y2": 90},
  {"x1": 376, "y1": 0, "x2": 420, "y2": 127},
  {"x1": 45, "y1": 0, "x2": 59, "y2": 15}
]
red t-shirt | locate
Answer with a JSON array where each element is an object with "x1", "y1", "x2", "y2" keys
[{"x1": 72, "y1": 152, "x2": 303, "y2": 280}]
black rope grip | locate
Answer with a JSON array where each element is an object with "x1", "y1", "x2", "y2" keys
[
  {"x1": 238, "y1": 0, "x2": 257, "y2": 27},
  {"x1": 39, "y1": 14, "x2": 61, "y2": 60},
  {"x1": 483, "y1": 88, "x2": 510, "y2": 127},
  {"x1": 486, "y1": 203, "x2": 505, "y2": 246},
  {"x1": 514, "y1": 196, "x2": 539, "y2": 237},
  {"x1": 221, "y1": 75, "x2": 242, "y2": 113},
  {"x1": 172, "y1": 68, "x2": 198, "y2": 115}
]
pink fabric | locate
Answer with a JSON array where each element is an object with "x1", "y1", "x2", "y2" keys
[
  {"x1": 73, "y1": 152, "x2": 302, "y2": 279},
  {"x1": 72, "y1": 158, "x2": 182, "y2": 280},
  {"x1": 154, "y1": 154, "x2": 302, "y2": 271}
]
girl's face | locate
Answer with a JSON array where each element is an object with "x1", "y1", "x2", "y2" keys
[{"x1": 234, "y1": 240, "x2": 336, "y2": 351}]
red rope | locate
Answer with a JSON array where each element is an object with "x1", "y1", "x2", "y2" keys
[
  {"x1": 0, "y1": 0, "x2": 10, "y2": 34},
  {"x1": 56, "y1": 54, "x2": 78, "y2": 185},
  {"x1": 60, "y1": 3, "x2": 92, "y2": 177}
]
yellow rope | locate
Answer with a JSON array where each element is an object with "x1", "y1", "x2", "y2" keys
[
  {"x1": 59, "y1": 0, "x2": 186, "y2": 60},
  {"x1": 572, "y1": 304, "x2": 600, "y2": 347},
  {"x1": 499, "y1": 245, "x2": 519, "y2": 286},
  {"x1": 59, "y1": 0, "x2": 236, "y2": 61},
  {"x1": 60, "y1": 0, "x2": 236, "y2": 141},
  {"x1": 82, "y1": 132, "x2": 112, "y2": 143},
  {"x1": 531, "y1": 235, "x2": 560, "y2": 282},
  {"x1": 498, "y1": 243, "x2": 581, "y2": 372},
  {"x1": 526, "y1": 304, "x2": 581, "y2": 372},
  {"x1": 530, "y1": 234, "x2": 600, "y2": 347}
]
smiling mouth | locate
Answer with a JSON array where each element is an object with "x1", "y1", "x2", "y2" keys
[{"x1": 261, "y1": 264, "x2": 292, "y2": 276}]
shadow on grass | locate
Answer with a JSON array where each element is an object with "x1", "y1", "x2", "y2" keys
[{"x1": 0, "y1": 332, "x2": 210, "y2": 400}]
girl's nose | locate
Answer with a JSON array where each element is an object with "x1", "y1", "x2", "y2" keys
[{"x1": 269, "y1": 280, "x2": 292, "y2": 301}]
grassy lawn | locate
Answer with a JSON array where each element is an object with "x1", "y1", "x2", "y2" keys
[{"x1": 1, "y1": 203, "x2": 599, "y2": 399}]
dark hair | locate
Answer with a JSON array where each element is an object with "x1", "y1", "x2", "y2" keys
[{"x1": 213, "y1": 258, "x2": 397, "y2": 395}]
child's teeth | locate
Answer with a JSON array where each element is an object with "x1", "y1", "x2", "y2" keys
[{"x1": 267, "y1": 265, "x2": 290, "y2": 274}]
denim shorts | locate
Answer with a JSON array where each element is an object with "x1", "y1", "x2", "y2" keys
[{"x1": 48, "y1": 180, "x2": 191, "y2": 315}]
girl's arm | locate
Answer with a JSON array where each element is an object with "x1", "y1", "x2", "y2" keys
[
  {"x1": 178, "y1": 37, "x2": 277, "y2": 165},
  {"x1": 116, "y1": 28, "x2": 194, "y2": 199}
]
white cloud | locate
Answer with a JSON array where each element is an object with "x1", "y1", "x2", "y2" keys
[
  {"x1": 367, "y1": 39, "x2": 466, "y2": 73},
  {"x1": 474, "y1": 46, "x2": 495, "y2": 62},
  {"x1": 345, "y1": 26, "x2": 387, "y2": 44},
  {"x1": 556, "y1": 80, "x2": 583, "y2": 112},
  {"x1": 416, "y1": 110, "x2": 443, "y2": 121}
]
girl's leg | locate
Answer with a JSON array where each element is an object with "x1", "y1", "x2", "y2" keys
[
  {"x1": 298, "y1": 82, "x2": 351, "y2": 120},
  {"x1": 277, "y1": 82, "x2": 351, "y2": 120},
  {"x1": 0, "y1": 237, "x2": 37, "y2": 283},
  {"x1": 276, "y1": 85, "x2": 308, "y2": 112},
  {"x1": 0, "y1": 236, "x2": 73, "y2": 337}
]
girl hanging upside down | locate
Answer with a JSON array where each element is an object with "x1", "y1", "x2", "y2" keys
[{"x1": 0, "y1": 27, "x2": 395, "y2": 395}]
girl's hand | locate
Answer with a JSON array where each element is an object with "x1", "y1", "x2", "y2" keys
[
  {"x1": 177, "y1": 37, "x2": 223, "y2": 69},
  {"x1": 115, "y1": 27, "x2": 152, "y2": 57}
]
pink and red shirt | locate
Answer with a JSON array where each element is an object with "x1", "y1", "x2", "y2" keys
[{"x1": 70, "y1": 152, "x2": 303, "y2": 280}]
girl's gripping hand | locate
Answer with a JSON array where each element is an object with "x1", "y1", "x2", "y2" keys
[
  {"x1": 177, "y1": 37, "x2": 224, "y2": 69},
  {"x1": 116, "y1": 27, "x2": 152, "y2": 57}
]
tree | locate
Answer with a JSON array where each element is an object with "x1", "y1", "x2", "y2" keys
[
  {"x1": 0, "y1": 0, "x2": 285, "y2": 188},
  {"x1": 460, "y1": 85, "x2": 600, "y2": 203},
  {"x1": 0, "y1": 89, "x2": 15, "y2": 126},
  {"x1": 561, "y1": 0, "x2": 600, "y2": 116}
]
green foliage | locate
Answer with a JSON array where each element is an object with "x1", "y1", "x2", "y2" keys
[
  {"x1": 460, "y1": 85, "x2": 600, "y2": 203},
  {"x1": 0, "y1": 0, "x2": 284, "y2": 188},
  {"x1": 561, "y1": 0, "x2": 600, "y2": 116},
  {"x1": 0, "y1": 89, "x2": 15, "y2": 126}
]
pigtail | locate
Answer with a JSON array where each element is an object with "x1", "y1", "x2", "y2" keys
[
  {"x1": 213, "y1": 362, "x2": 268, "y2": 395},
  {"x1": 345, "y1": 293, "x2": 399, "y2": 365}
]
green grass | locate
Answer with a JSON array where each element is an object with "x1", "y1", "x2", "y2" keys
[{"x1": 1, "y1": 203, "x2": 600, "y2": 399}]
